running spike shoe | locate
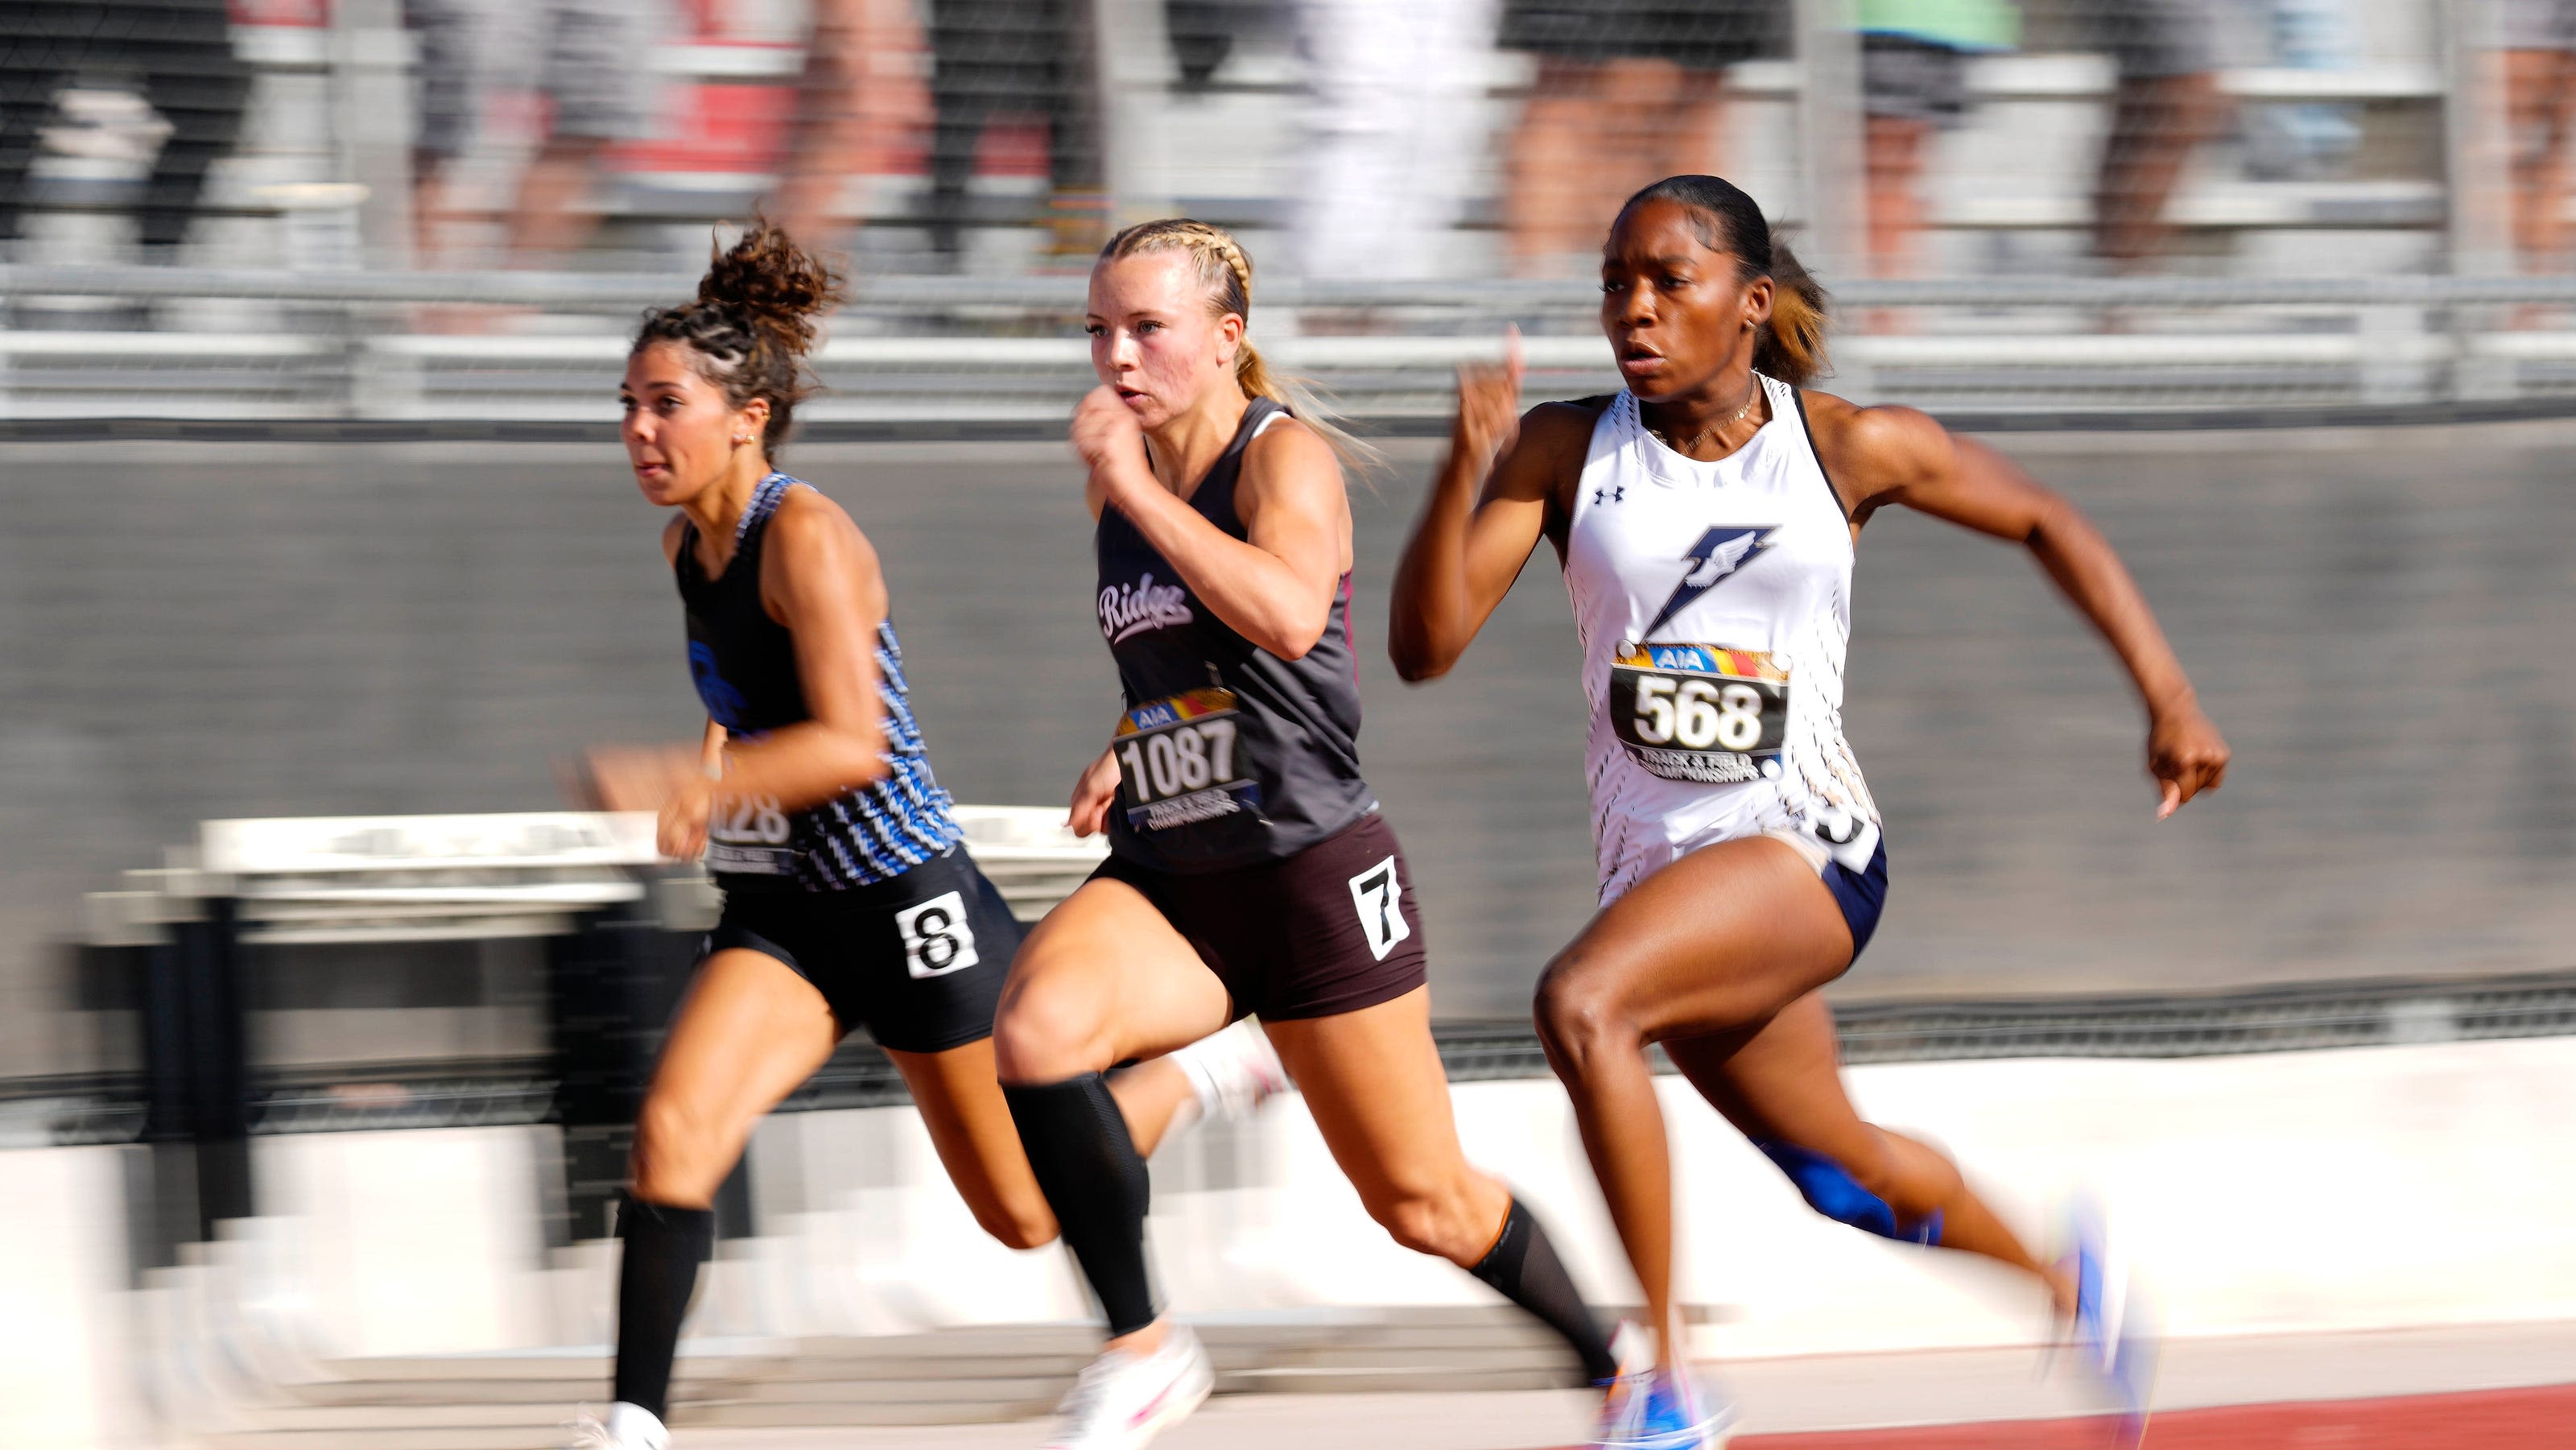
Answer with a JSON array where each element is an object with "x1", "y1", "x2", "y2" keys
[
  {"x1": 2067, "y1": 1201, "x2": 2157, "y2": 1448},
  {"x1": 1591, "y1": 1365, "x2": 1739, "y2": 1450},
  {"x1": 1171, "y1": 1018, "x2": 1289, "y2": 1123},
  {"x1": 1041, "y1": 1324, "x2": 1215, "y2": 1450},
  {"x1": 561, "y1": 1402, "x2": 668, "y2": 1450}
]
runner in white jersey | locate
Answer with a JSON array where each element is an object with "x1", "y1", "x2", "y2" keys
[{"x1": 1390, "y1": 176, "x2": 2229, "y2": 1450}]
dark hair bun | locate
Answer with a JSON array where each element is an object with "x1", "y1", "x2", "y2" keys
[{"x1": 697, "y1": 217, "x2": 846, "y2": 359}]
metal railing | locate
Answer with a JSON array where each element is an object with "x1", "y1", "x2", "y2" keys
[{"x1": 20, "y1": 264, "x2": 2576, "y2": 423}]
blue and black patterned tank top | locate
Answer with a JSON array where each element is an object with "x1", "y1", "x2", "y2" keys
[
  {"x1": 676, "y1": 472, "x2": 962, "y2": 891},
  {"x1": 1094, "y1": 399, "x2": 1374, "y2": 873}
]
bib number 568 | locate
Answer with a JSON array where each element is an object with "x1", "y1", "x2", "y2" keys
[{"x1": 1632, "y1": 675, "x2": 1765, "y2": 752}]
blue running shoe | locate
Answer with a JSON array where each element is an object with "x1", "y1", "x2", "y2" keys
[
  {"x1": 1590, "y1": 1366, "x2": 1738, "y2": 1450},
  {"x1": 2068, "y1": 1202, "x2": 2158, "y2": 1448}
]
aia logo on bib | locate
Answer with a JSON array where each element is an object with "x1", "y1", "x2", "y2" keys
[{"x1": 1643, "y1": 526, "x2": 1777, "y2": 638}]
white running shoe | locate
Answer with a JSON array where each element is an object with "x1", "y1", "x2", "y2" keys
[
  {"x1": 1171, "y1": 1018, "x2": 1289, "y2": 1125},
  {"x1": 1041, "y1": 1325, "x2": 1216, "y2": 1450},
  {"x1": 562, "y1": 1402, "x2": 669, "y2": 1450}
]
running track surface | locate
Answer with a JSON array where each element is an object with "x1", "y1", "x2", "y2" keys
[{"x1": 1727, "y1": 1382, "x2": 2576, "y2": 1449}]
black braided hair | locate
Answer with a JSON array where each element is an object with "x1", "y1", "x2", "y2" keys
[{"x1": 632, "y1": 218, "x2": 848, "y2": 457}]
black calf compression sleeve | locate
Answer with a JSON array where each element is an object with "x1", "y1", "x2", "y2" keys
[
  {"x1": 1004, "y1": 1073, "x2": 1158, "y2": 1336},
  {"x1": 613, "y1": 1196, "x2": 715, "y2": 1419},
  {"x1": 1468, "y1": 1196, "x2": 1620, "y2": 1385}
]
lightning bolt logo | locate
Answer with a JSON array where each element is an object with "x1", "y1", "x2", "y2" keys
[{"x1": 1641, "y1": 526, "x2": 1777, "y2": 638}]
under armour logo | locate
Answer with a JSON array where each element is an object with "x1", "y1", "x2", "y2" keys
[
  {"x1": 1593, "y1": 484, "x2": 1627, "y2": 506},
  {"x1": 1641, "y1": 525, "x2": 1777, "y2": 638}
]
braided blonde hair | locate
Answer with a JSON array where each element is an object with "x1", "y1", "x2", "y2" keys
[{"x1": 1098, "y1": 218, "x2": 1378, "y2": 473}]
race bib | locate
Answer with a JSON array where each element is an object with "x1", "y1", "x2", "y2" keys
[
  {"x1": 1113, "y1": 688, "x2": 1265, "y2": 832},
  {"x1": 1608, "y1": 641, "x2": 1790, "y2": 785},
  {"x1": 704, "y1": 791, "x2": 795, "y2": 875}
]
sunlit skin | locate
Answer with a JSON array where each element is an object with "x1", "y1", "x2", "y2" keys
[
  {"x1": 1601, "y1": 196, "x2": 1772, "y2": 442},
  {"x1": 993, "y1": 243, "x2": 1517, "y2": 1364},
  {"x1": 606, "y1": 337, "x2": 1201, "y2": 1255},
  {"x1": 1390, "y1": 194, "x2": 2231, "y2": 1375},
  {"x1": 615, "y1": 340, "x2": 890, "y2": 861}
]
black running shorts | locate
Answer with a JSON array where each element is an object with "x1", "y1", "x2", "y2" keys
[
  {"x1": 1092, "y1": 811, "x2": 1430, "y2": 1022},
  {"x1": 706, "y1": 848, "x2": 1022, "y2": 1054}
]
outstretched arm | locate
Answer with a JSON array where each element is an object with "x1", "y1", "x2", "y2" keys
[
  {"x1": 1821, "y1": 399, "x2": 2230, "y2": 818},
  {"x1": 1389, "y1": 334, "x2": 1584, "y2": 682}
]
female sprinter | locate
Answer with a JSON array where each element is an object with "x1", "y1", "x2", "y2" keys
[
  {"x1": 990, "y1": 218, "x2": 1624, "y2": 1450},
  {"x1": 1389, "y1": 176, "x2": 2230, "y2": 1449},
  {"x1": 580, "y1": 221, "x2": 1282, "y2": 1450}
]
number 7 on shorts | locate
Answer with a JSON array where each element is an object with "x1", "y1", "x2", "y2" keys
[{"x1": 1346, "y1": 856, "x2": 1410, "y2": 962}]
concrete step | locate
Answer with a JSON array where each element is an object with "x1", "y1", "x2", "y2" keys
[{"x1": 204, "y1": 1308, "x2": 1592, "y2": 1446}]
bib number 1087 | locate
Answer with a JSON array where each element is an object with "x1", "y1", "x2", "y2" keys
[
  {"x1": 1119, "y1": 717, "x2": 1238, "y2": 803},
  {"x1": 1113, "y1": 688, "x2": 1264, "y2": 832}
]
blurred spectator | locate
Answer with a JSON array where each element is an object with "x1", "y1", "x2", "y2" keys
[
  {"x1": 768, "y1": 0, "x2": 927, "y2": 255},
  {"x1": 2504, "y1": 0, "x2": 2576, "y2": 275},
  {"x1": 2244, "y1": 0, "x2": 2360, "y2": 181},
  {"x1": 406, "y1": 0, "x2": 663, "y2": 265},
  {"x1": 1168, "y1": 0, "x2": 1256, "y2": 94},
  {"x1": 2091, "y1": 0, "x2": 2231, "y2": 272},
  {"x1": 1860, "y1": 0, "x2": 2017, "y2": 292},
  {"x1": 1499, "y1": 0, "x2": 1783, "y2": 275},
  {"x1": 1289, "y1": 0, "x2": 1499, "y2": 279},
  {"x1": 926, "y1": 0, "x2": 1105, "y2": 263},
  {"x1": 0, "y1": 0, "x2": 250, "y2": 261}
]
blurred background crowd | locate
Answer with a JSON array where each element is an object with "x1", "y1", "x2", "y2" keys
[
  {"x1": 1, "y1": 0, "x2": 2570, "y2": 285},
  {"x1": 2, "y1": 14, "x2": 2572, "y2": 1445}
]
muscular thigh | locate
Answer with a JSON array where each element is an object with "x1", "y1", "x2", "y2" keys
[
  {"x1": 1551, "y1": 836, "x2": 1855, "y2": 1042},
  {"x1": 993, "y1": 875, "x2": 1233, "y2": 1081}
]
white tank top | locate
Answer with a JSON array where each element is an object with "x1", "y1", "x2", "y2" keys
[{"x1": 1562, "y1": 378, "x2": 1882, "y2": 904}]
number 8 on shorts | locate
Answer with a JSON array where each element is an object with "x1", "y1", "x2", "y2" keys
[{"x1": 896, "y1": 891, "x2": 980, "y2": 979}]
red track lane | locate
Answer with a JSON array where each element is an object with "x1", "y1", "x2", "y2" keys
[{"x1": 1723, "y1": 1382, "x2": 2576, "y2": 1449}]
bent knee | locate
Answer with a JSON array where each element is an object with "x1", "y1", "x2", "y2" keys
[
  {"x1": 630, "y1": 1096, "x2": 735, "y2": 1205},
  {"x1": 1364, "y1": 1177, "x2": 1490, "y2": 1263},
  {"x1": 1532, "y1": 956, "x2": 1643, "y2": 1069},
  {"x1": 993, "y1": 977, "x2": 1113, "y2": 1084}
]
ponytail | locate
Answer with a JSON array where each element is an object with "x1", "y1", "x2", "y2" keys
[
  {"x1": 1099, "y1": 217, "x2": 1382, "y2": 476},
  {"x1": 1756, "y1": 236, "x2": 1829, "y2": 388},
  {"x1": 1619, "y1": 175, "x2": 1831, "y2": 388},
  {"x1": 633, "y1": 216, "x2": 848, "y2": 458}
]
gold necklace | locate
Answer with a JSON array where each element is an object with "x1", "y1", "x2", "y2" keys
[{"x1": 1645, "y1": 384, "x2": 1761, "y2": 455}]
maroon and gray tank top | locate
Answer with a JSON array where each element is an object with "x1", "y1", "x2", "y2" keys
[{"x1": 1092, "y1": 398, "x2": 1373, "y2": 873}]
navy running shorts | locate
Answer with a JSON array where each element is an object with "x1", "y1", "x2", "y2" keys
[
  {"x1": 1823, "y1": 839, "x2": 1892, "y2": 962},
  {"x1": 706, "y1": 848, "x2": 1022, "y2": 1054},
  {"x1": 1091, "y1": 811, "x2": 1430, "y2": 1022}
]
